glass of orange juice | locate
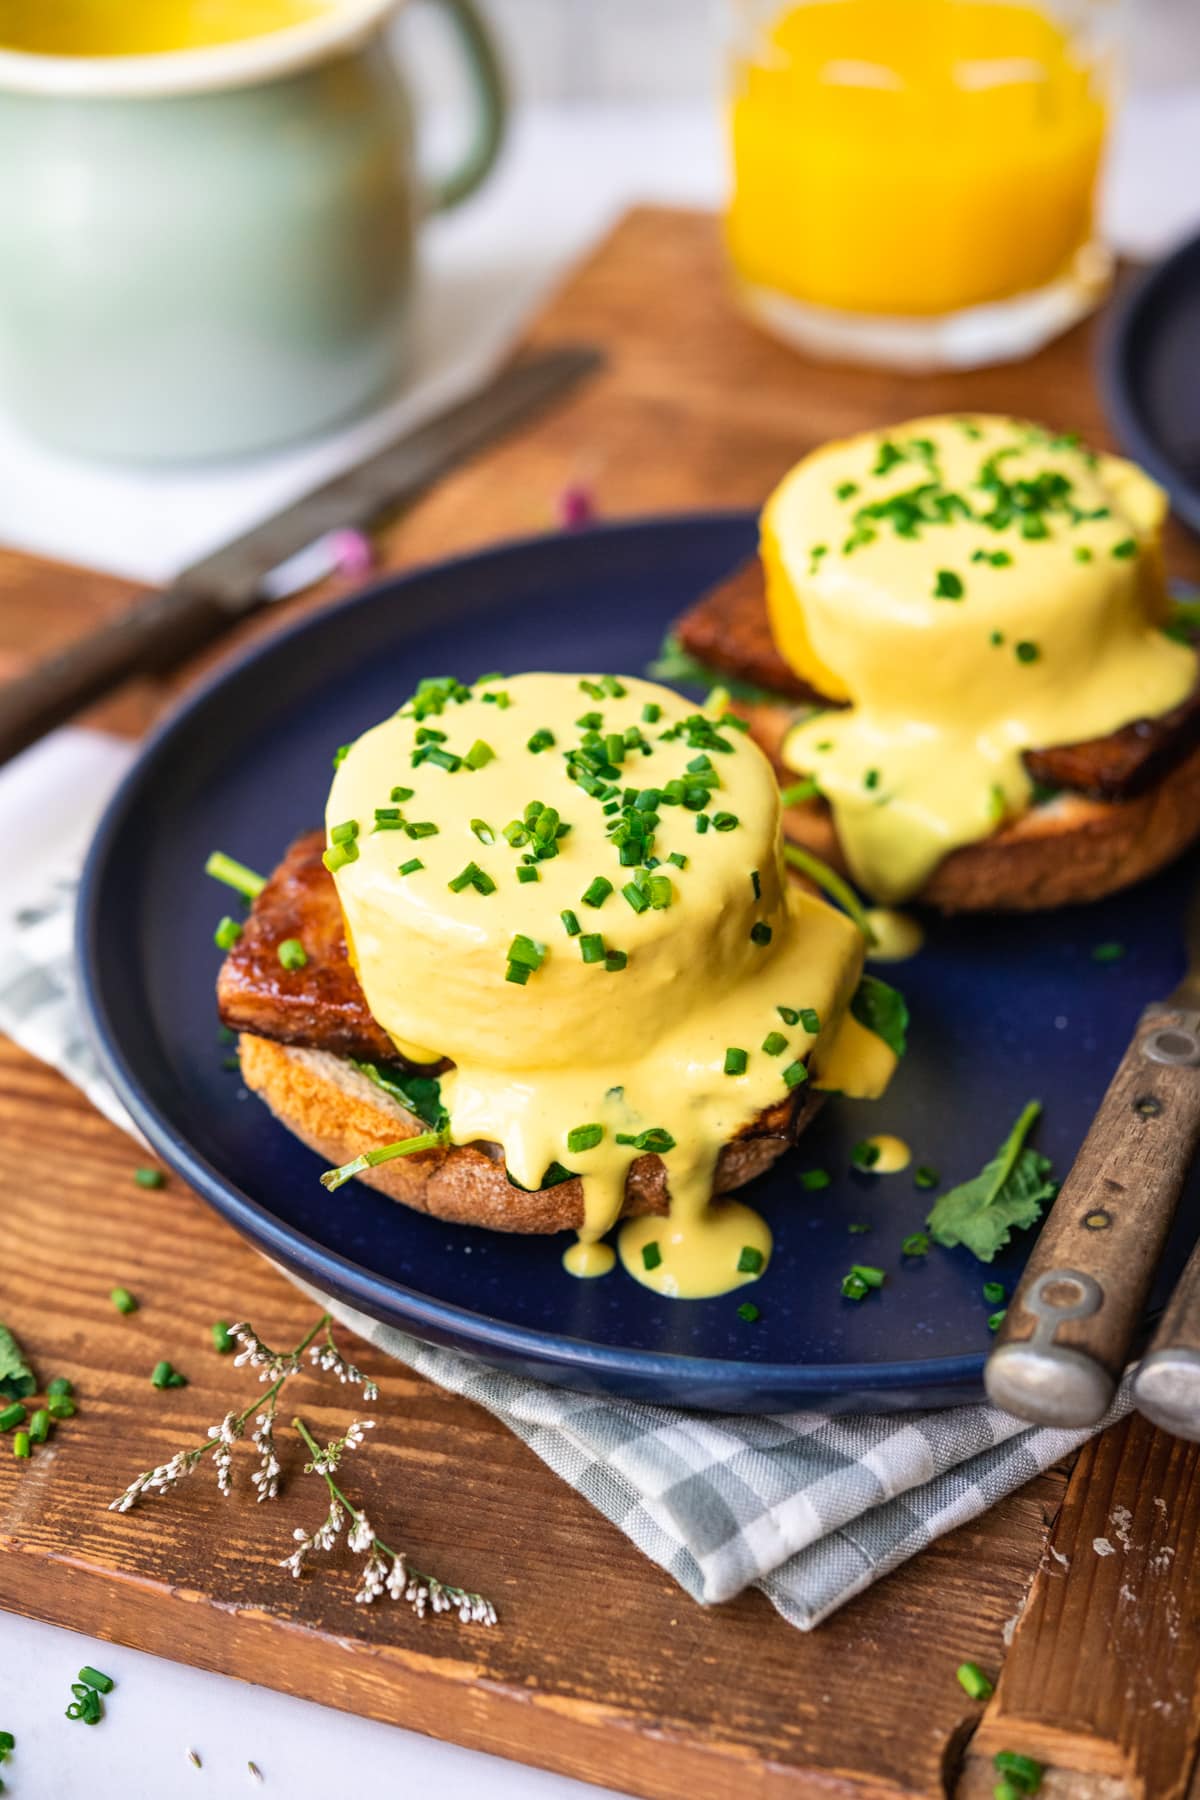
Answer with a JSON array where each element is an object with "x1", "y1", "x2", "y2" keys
[{"x1": 725, "y1": 0, "x2": 1117, "y2": 369}]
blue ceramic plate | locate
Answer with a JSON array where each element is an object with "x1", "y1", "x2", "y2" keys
[
  {"x1": 1102, "y1": 232, "x2": 1200, "y2": 537},
  {"x1": 78, "y1": 515, "x2": 1200, "y2": 1412}
]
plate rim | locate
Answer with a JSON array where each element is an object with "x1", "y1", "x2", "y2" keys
[{"x1": 77, "y1": 513, "x2": 988, "y2": 1401}]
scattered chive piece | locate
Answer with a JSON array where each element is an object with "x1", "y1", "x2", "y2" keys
[
  {"x1": 330, "y1": 820, "x2": 359, "y2": 846},
  {"x1": 79, "y1": 1668, "x2": 114, "y2": 1695},
  {"x1": 470, "y1": 818, "x2": 495, "y2": 844},
  {"x1": 516, "y1": 865, "x2": 539, "y2": 884},
  {"x1": 724, "y1": 1048, "x2": 749, "y2": 1076},
  {"x1": 28, "y1": 1408, "x2": 50, "y2": 1444},
  {"x1": 47, "y1": 1377, "x2": 72, "y2": 1398},
  {"x1": 204, "y1": 851, "x2": 266, "y2": 900},
  {"x1": 151, "y1": 1361, "x2": 187, "y2": 1390},
  {"x1": 605, "y1": 949, "x2": 628, "y2": 972},
  {"x1": 988, "y1": 1309, "x2": 1008, "y2": 1333},
  {"x1": 913, "y1": 1165, "x2": 940, "y2": 1189},
  {"x1": 851, "y1": 1264, "x2": 885, "y2": 1288},
  {"x1": 777, "y1": 1006, "x2": 800, "y2": 1025},
  {"x1": 956, "y1": 1661, "x2": 994, "y2": 1701},
  {"x1": 110, "y1": 1287, "x2": 137, "y2": 1315},
  {"x1": 322, "y1": 841, "x2": 358, "y2": 874},
  {"x1": 990, "y1": 629, "x2": 1005, "y2": 647},
  {"x1": 668, "y1": 851, "x2": 688, "y2": 870},
  {"x1": 277, "y1": 938, "x2": 307, "y2": 971},
  {"x1": 213, "y1": 916, "x2": 242, "y2": 950},
  {"x1": 994, "y1": 1751, "x2": 1043, "y2": 1792},
  {"x1": 404, "y1": 820, "x2": 438, "y2": 839},
  {"x1": 800, "y1": 1169, "x2": 830, "y2": 1190},
  {"x1": 1015, "y1": 640, "x2": 1040, "y2": 663},
  {"x1": 751, "y1": 870, "x2": 762, "y2": 899},
  {"x1": 641, "y1": 1242, "x2": 662, "y2": 1271},
  {"x1": 852, "y1": 1140, "x2": 881, "y2": 1170},
  {"x1": 835, "y1": 480, "x2": 859, "y2": 501},
  {"x1": 566, "y1": 1124, "x2": 604, "y2": 1154},
  {"x1": 782, "y1": 1061, "x2": 808, "y2": 1090},
  {"x1": 762, "y1": 1031, "x2": 788, "y2": 1056},
  {"x1": 0, "y1": 1732, "x2": 15, "y2": 1752},
  {"x1": 12, "y1": 1430, "x2": 29, "y2": 1460},
  {"x1": 622, "y1": 880, "x2": 649, "y2": 914},
  {"x1": 863, "y1": 768, "x2": 880, "y2": 790},
  {"x1": 780, "y1": 776, "x2": 820, "y2": 806},
  {"x1": 737, "y1": 1302, "x2": 760, "y2": 1322},
  {"x1": 0, "y1": 1403, "x2": 26, "y2": 1432},
  {"x1": 582, "y1": 876, "x2": 613, "y2": 908},
  {"x1": 983, "y1": 1281, "x2": 1006, "y2": 1304},
  {"x1": 398, "y1": 858, "x2": 424, "y2": 876},
  {"x1": 527, "y1": 728, "x2": 555, "y2": 753},
  {"x1": 737, "y1": 1246, "x2": 764, "y2": 1274},
  {"x1": 211, "y1": 1321, "x2": 235, "y2": 1354},
  {"x1": 507, "y1": 933, "x2": 545, "y2": 972},
  {"x1": 134, "y1": 1167, "x2": 165, "y2": 1189},
  {"x1": 847, "y1": 1222, "x2": 871, "y2": 1235},
  {"x1": 901, "y1": 1232, "x2": 930, "y2": 1256},
  {"x1": 642, "y1": 702, "x2": 662, "y2": 723},
  {"x1": 560, "y1": 909, "x2": 581, "y2": 937},
  {"x1": 799, "y1": 1008, "x2": 820, "y2": 1033},
  {"x1": 841, "y1": 1272, "x2": 869, "y2": 1301},
  {"x1": 1074, "y1": 545, "x2": 1094, "y2": 563},
  {"x1": 390, "y1": 785, "x2": 414, "y2": 803},
  {"x1": 46, "y1": 1395, "x2": 76, "y2": 1420},
  {"x1": 1091, "y1": 941, "x2": 1125, "y2": 963},
  {"x1": 465, "y1": 739, "x2": 495, "y2": 770},
  {"x1": 712, "y1": 811, "x2": 739, "y2": 832},
  {"x1": 1111, "y1": 538, "x2": 1137, "y2": 559},
  {"x1": 579, "y1": 933, "x2": 605, "y2": 964},
  {"x1": 933, "y1": 569, "x2": 964, "y2": 600},
  {"x1": 750, "y1": 922, "x2": 772, "y2": 946},
  {"x1": 615, "y1": 1127, "x2": 676, "y2": 1153}
]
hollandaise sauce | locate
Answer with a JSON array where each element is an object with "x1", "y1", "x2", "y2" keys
[
  {"x1": 328, "y1": 672, "x2": 891, "y2": 1298},
  {"x1": 0, "y1": 0, "x2": 329, "y2": 56},
  {"x1": 764, "y1": 416, "x2": 1195, "y2": 902}
]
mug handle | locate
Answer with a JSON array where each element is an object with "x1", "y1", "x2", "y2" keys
[{"x1": 416, "y1": 0, "x2": 508, "y2": 213}]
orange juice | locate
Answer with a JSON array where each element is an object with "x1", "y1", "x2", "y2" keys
[{"x1": 726, "y1": 0, "x2": 1109, "y2": 320}]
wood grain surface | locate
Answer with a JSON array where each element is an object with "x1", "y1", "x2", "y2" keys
[{"x1": 3, "y1": 207, "x2": 1200, "y2": 1798}]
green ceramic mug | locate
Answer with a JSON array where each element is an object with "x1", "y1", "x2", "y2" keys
[{"x1": 0, "y1": 0, "x2": 507, "y2": 462}]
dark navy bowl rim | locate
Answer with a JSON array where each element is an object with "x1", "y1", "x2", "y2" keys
[
  {"x1": 77, "y1": 514, "x2": 987, "y2": 1399},
  {"x1": 1100, "y1": 232, "x2": 1200, "y2": 537}
]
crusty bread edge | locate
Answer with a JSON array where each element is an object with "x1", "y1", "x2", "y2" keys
[
  {"x1": 238, "y1": 1034, "x2": 820, "y2": 1235},
  {"x1": 737, "y1": 699, "x2": 1200, "y2": 913}
]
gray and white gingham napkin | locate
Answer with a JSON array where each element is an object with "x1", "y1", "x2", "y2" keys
[{"x1": 0, "y1": 728, "x2": 1130, "y2": 1630}]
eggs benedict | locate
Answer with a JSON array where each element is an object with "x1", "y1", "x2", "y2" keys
[
  {"x1": 669, "y1": 416, "x2": 1200, "y2": 911},
  {"x1": 216, "y1": 671, "x2": 899, "y2": 1299}
]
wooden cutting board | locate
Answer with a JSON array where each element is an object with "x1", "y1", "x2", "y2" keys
[{"x1": 3, "y1": 207, "x2": 1200, "y2": 1800}]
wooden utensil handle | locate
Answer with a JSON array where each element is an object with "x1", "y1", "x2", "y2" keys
[
  {"x1": 1132, "y1": 1232, "x2": 1200, "y2": 1439},
  {"x1": 985, "y1": 1005, "x2": 1200, "y2": 1427},
  {"x1": 0, "y1": 584, "x2": 226, "y2": 765}
]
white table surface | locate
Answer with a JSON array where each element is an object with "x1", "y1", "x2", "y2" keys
[{"x1": 2, "y1": 91, "x2": 1199, "y2": 1800}]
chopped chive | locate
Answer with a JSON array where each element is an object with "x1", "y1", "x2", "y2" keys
[
  {"x1": 1091, "y1": 941, "x2": 1125, "y2": 963},
  {"x1": 777, "y1": 1006, "x2": 799, "y2": 1025},
  {"x1": 737, "y1": 1302, "x2": 760, "y2": 1322},
  {"x1": 956, "y1": 1662, "x2": 994, "y2": 1701},
  {"x1": 46, "y1": 1395, "x2": 76, "y2": 1420},
  {"x1": 622, "y1": 881, "x2": 649, "y2": 914},
  {"x1": 835, "y1": 480, "x2": 859, "y2": 501},
  {"x1": 560, "y1": 909, "x2": 581, "y2": 937},
  {"x1": 582, "y1": 876, "x2": 613, "y2": 908},
  {"x1": 28, "y1": 1408, "x2": 50, "y2": 1444},
  {"x1": 901, "y1": 1232, "x2": 930, "y2": 1256},
  {"x1": 398, "y1": 858, "x2": 424, "y2": 876},
  {"x1": 750, "y1": 922, "x2": 772, "y2": 946},
  {"x1": 642, "y1": 702, "x2": 662, "y2": 723},
  {"x1": 983, "y1": 1281, "x2": 1006, "y2": 1305},
  {"x1": 616, "y1": 1127, "x2": 676, "y2": 1154},
  {"x1": 579, "y1": 933, "x2": 605, "y2": 964},
  {"x1": 712, "y1": 812, "x2": 739, "y2": 832},
  {"x1": 604, "y1": 949, "x2": 628, "y2": 972},
  {"x1": 1111, "y1": 538, "x2": 1137, "y2": 559},
  {"x1": 848, "y1": 1222, "x2": 871, "y2": 1235},
  {"x1": 0, "y1": 1403, "x2": 25, "y2": 1432},
  {"x1": 47, "y1": 1377, "x2": 72, "y2": 1398},
  {"x1": 1074, "y1": 545, "x2": 1094, "y2": 563},
  {"x1": 994, "y1": 1751, "x2": 1043, "y2": 1790},
  {"x1": 322, "y1": 841, "x2": 358, "y2": 873},
  {"x1": 151, "y1": 1360, "x2": 186, "y2": 1390},
  {"x1": 988, "y1": 1309, "x2": 1007, "y2": 1333},
  {"x1": 465, "y1": 739, "x2": 495, "y2": 770},
  {"x1": 695, "y1": 814, "x2": 710, "y2": 833},
  {"x1": 863, "y1": 769, "x2": 880, "y2": 791},
  {"x1": 641, "y1": 1242, "x2": 662, "y2": 1271},
  {"x1": 390, "y1": 785, "x2": 414, "y2": 803},
  {"x1": 211, "y1": 1321, "x2": 235, "y2": 1354},
  {"x1": 933, "y1": 569, "x2": 964, "y2": 600},
  {"x1": 724, "y1": 1048, "x2": 749, "y2": 1076},
  {"x1": 204, "y1": 851, "x2": 266, "y2": 900},
  {"x1": 79, "y1": 1667, "x2": 114, "y2": 1695},
  {"x1": 913, "y1": 1165, "x2": 939, "y2": 1189},
  {"x1": 852, "y1": 1140, "x2": 881, "y2": 1170},
  {"x1": 647, "y1": 876, "x2": 672, "y2": 909},
  {"x1": 567, "y1": 1124, "x2": 604, "y2": 1154},
  {"x1": 800, "y1": 1169, "x2": 830, "y2": 1190},
  {"x1": 990, "y1": 629, "x2": 1005, "y2": 647},
  {"x1": 780, "y1": 777, "x2": 820, "y2": 806},
  {"x1": 277, "y1": 938, "x2": 307, "y2": 971},
  {"x1": 134, "y1": 1166, "x2": 166, "y2": 1189},
  {"x1": 505, "y1": 962, "x2": 531, "y2": 985},
  {"x1": 782, "y1": 1061, "x2": 808, "y2": 1090},
  {"x1": 330, "y1": 820, "x2": 359, "y2": 846},
  {"x1": 668, "y1": 852, "x2": 688, "y2": 870},
  {"x1": 841, "y1": 1272, "x2": 869, "y2": 1301},
  {"x1": 799, "y1": 1008, "x2": 820, "y2": 1033},
  {"x1": 750, "y1": 869, "x2": 761, "y2": 899},
  {"x1": 110, "y1": 1287, "x2": 137, "y2": 1315},
  {"x1": 850, "y1": 1264, "x2": 885, "y2": 1288},
  {"x1": 13, "y1": 1430, "x2": 29, "y2": 1459},
  {"x1": 516, "y1": 865, "x2": 540, "y2": 884},
  {"x1": 404, "y1": 820, "x2": 438, "y2": 839},
  {"x1": 1015, "y1": 641, "x2": 1040, "y2": 663},
  {"x1": 527, "y1": 728, "x2": 555, "y2": 753},
  {"x1": 762, "y1": 1031, "x2": 788, "y2": 1056},
  {"x1": 332, "y1": 744, "x2": 352, "y2": 770},
  {"x1": 507, "y1": 934, "x2": 545, "y2": 971},
  {"x1": 213, "y1": 916, "x2": 242, "y2": 950},
  {"x1": 737, "y1": 1246, "x2": 764, "y2": 1274},
  {"x1": 471, "y1": 818, "x2": 495, "y2": 844}
]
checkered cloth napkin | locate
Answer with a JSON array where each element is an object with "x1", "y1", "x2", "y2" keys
[{"x1": 0, "y1": 727, "x2": 1132, "y2": 1630}]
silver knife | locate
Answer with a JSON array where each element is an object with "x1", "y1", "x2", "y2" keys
[
  {"x1": 0, "y1": 344, "x2": 603, "y2": 765},
  {"x1": 986, "y1": 871, "x2": 1200, "y2": 1428}
]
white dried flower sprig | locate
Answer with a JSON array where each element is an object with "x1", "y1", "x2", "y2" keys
[
  {"x1": 109, "y1": 1314, "x2": 329, "y2": 1514},
  {"x1": 310, "y1": 1321, "x2": 380, "y2": 1402},
  {"x1": 288, "y1": 1417, "x2": 497, "y2": 1626}
]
